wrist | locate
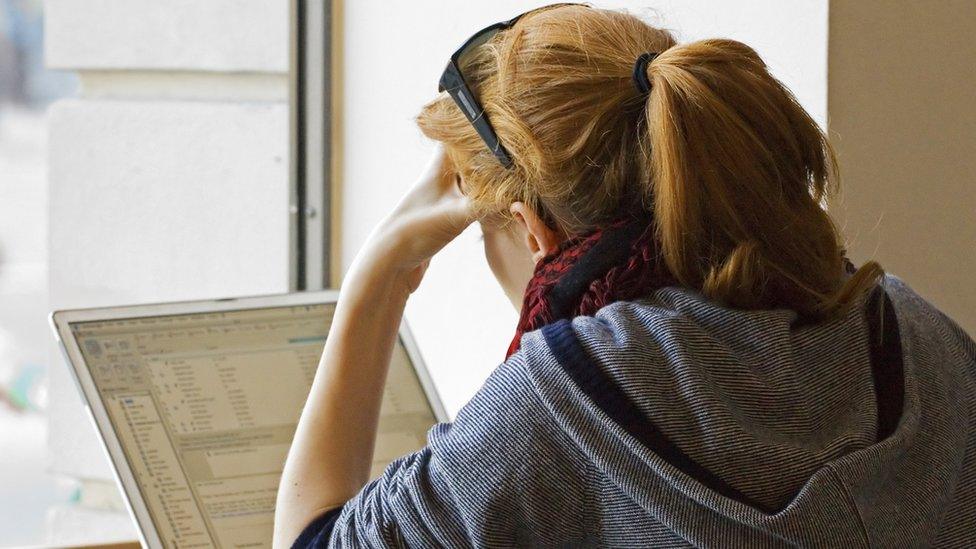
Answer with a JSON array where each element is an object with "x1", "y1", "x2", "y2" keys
[{"x1": 342, "y1": 244, "x2": 414, "y2": 304}]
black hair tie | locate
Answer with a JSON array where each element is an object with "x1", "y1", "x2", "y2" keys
[{"x1": 632, "y1": 52, "x2": 659, "y2": 94}]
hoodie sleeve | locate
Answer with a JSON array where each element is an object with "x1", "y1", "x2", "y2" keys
[{"x1": 294, "y1": 352, "x2": 595, "y2": 548}]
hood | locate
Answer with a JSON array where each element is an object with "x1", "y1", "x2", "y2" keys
[{"x1": 519, "y1": 276, "x2": 974, "y2": 547}]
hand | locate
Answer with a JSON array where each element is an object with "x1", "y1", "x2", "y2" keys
[{"x1": 350, "y1": 144, "x2": 476, "y2": 295}]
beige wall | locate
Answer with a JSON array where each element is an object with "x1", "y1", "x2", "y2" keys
[{"x1": 828, "y1": 0, "x2": 976, "y2": 334}]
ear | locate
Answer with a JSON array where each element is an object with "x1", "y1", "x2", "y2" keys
[{"x1": 509, "y1": 202, "x2": 564, "y2": 263}]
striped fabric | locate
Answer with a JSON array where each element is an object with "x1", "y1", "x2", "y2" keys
[{"x1": 308, "y1": 275, "x2": 975, "y2": 548}]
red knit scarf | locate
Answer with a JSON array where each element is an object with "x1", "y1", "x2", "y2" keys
[{"x1": 506, "y1": 217, "x2": 677, "y2": 358}]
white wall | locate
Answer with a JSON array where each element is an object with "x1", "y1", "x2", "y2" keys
[
  {"x1": 44, "y1": 0, "x2": 291, "y2": 491},
  {"x1": 339, "y1": 0, "x2": 830, "y2": 415}
]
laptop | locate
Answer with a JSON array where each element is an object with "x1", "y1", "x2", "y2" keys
[{"x1": 50, "y1": 291, "x2": 448, "y2": 549}]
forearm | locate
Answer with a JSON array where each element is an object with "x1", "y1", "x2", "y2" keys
[{"x1": 274, "y1": 254, "x2": 409, "y2": 548}]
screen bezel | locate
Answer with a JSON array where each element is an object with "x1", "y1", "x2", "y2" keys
[{"x1": 50, "y1": 290, "x2": 448, "y2": 549}]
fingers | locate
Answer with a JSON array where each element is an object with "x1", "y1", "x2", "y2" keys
[{"x1": 390, "y1": 141, "x2": 475, "y2": 244}]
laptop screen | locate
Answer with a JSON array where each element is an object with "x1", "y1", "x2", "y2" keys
[{"x1": 68, "y1": 302, "x2": 439, "y2": 548}]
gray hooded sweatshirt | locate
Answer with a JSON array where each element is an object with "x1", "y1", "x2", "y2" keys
[{"x1": 297, "y1": 275, "x2": 976, "y2": 548}]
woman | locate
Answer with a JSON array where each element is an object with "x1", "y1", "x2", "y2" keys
[{"x1": 274, "y1": 4, "x2": 976, "y2": 547}]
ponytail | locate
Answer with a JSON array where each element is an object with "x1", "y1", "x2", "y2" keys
[{"x1": 640, "y1": 39, "x2": 881, "y2": 318}]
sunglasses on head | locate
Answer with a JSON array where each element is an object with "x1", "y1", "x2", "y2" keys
[{"x1": 438, "y1": 3, "x2": 587, "y2": 169}]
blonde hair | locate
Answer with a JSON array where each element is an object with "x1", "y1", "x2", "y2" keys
[{"x1": 416, "y1": 4, "x2": 882, "y2": 319}]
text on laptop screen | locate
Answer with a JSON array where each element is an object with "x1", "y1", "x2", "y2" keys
[{"x1": 70, "y1": 303, "x2": 438, "y2": 548}]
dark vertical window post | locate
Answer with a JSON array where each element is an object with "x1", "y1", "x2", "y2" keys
[{"x1": 290, "y1": 0, "x2": 333, "y2": 291}]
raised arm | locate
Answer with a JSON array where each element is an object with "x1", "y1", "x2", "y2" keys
[{"x1": 273, "y1": 145, "x2": 474, "y2": 548}]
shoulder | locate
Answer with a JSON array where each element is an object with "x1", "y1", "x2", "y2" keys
[
  {"x1": 434, "y1": 352, "x2": 539, "y2": 435},
  {"x1": 883, "y1": 275, "x2": 976, "y2": 366},
  {"x1": 421, "y1": 349, "x2": 594, "y2": 534},
  {"x1": 426, "y1": 351, "x2": 581, "y2": 469}
]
